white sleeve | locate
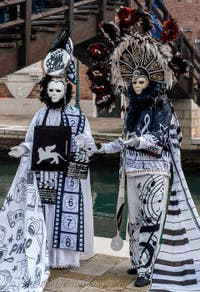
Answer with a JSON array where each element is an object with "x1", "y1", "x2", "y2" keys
[
  {"x1": 83, "y1": 117, "x2": 94, "y2": 138},
  {"x1": 103, "y1": 139, "x2": 123, "y2": 154},
  {"x1": 136, "y1": 134, "x2": 159, "y2": 149},
  {"x1": 20, "y1": 109, "x2": 43, "y2": 152},
  {"x1": 83, "y1": 117, "x2": 97, "y2": 155}
]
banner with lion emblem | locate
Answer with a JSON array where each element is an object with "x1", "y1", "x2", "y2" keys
[{"x1": 31, "y1": 125, "x2": 71, "y2": 171}]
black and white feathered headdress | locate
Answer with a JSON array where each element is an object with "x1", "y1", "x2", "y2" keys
[
  {"x1": 111, "y1": 33, "x2": 174, "y2": 91},
  {"x1": 87, "y1": 6, "x2": 188, "y2": 112}
]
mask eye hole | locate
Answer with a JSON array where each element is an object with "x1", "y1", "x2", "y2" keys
[
  {"x1": 138, "y1": 81, "x2": 145, "y2": 84},
  {"x1": 49, "y1": 89, "x2": 53, "y2": 92},
  {"x1": 56, "y1": 89, "x2": 62, "y2": 93}
]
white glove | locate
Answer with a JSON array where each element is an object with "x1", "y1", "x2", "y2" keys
[
  {"x1": 8, "y1": 145, "x2": 28, "y2": 158},
  {"x1": 75, "y1": 133, "x2": 97, "y2": 157},
  {"x1": 95, "y1": 144, "x2": 106, "y2": 154},
  {"x1": 119, "y1": 134, "x2": 140, "y2": 147}
]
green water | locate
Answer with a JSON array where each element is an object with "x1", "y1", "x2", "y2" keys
[{"x1": 0, "y1": 153, "x2": 200, "y2": 239}]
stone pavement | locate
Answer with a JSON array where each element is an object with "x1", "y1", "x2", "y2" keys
[
  {"x1": 44, "y1": 237, "x2": 148, "y2": 292},
  {"x1": 45, "y1": 254, "x2": 148, "y2": 292}
]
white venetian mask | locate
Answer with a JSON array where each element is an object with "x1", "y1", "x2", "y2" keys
[
  {"x1": 47, "y1": 80, "x2": 66, "y2": 103},
  {"x1": 132, "y1": 76, "x2": 149, "y2": 95}
]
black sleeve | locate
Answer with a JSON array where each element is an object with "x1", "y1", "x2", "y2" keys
[{"x1": 151, "y1": 95, "x2": 172, "y2": 145}]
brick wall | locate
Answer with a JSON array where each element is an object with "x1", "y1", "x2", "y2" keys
[
  {"x1": 28, "y1": 84, "x2": 41, "y2": 99},
  {"x1": 0, "y1": 82, "x2": 13, "y2": 98},
  {"x1": 192, "y1": 100, "x2": 200, "y2": 137},
  {"x1": 172, "y1": 99, "x2": 192, "y2": 149},
  {"x1": 74, "y1": 60, "x2": 92, "y2": 101},
  {"x1": 132, "y1": 0, "x2": 200, "y2": 43},
  {"x1": 172, "y1": 98, "x2": 200, "y2": 149},
  {"x1": 166, "y1": 0, "x2": 200, "y2": 41}
]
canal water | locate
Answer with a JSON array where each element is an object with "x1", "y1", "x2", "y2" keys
[{"x1": 0, "y1": 153, "x2": 200, "y2": 239}]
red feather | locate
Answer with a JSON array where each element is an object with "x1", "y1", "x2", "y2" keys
[
  {"x1": 86, "y1": 65, "x2": 110, "y2": 84},
  {"x1": 117, "y1": 7, "x2": 153, "y2": 33},
  {"x1": 161, "y1": 19, "x2": 179, "y2": 43},
  {"x1": 87, "y1": 43, "x2": 110, "y2": 61},
  {"x1": 117, "y1": 6, "x2": 135, "y2": 29}
]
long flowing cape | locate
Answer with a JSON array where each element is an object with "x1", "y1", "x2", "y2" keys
[
  {"x1": 0, "y1": 155, "x2": 49, "y2": 291},
  {"x1": 149, "y1": 112, "x2": 200, "y2": 292}
]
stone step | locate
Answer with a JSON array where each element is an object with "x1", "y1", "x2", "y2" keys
[
  {"x1": 0, "y1": 33, "x2": 21, "y2": 40},
  {"x1": 74, "y1": 9, "x2": 98, "y2": 14},
  {"x1": 107, "y1": 0, "x2": 125, "y2": 4},
  {"x1": 74, "y1": 15, "x2": 89, "y2": 21},
  {"x1": 0, "y1": 42, "x2": 17, "y2": 48},
  {"x1": 75, "y1": 4, "x2": 98, "y2": 10},
  {"x1": 31, "y1": 26, "x2": 57, "y2": 33},
  {"x1": 32, "y1": 19, "x2": 64, "y2": 26}
]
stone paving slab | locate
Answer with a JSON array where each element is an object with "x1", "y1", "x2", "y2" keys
[
  {"x1": 44, "y1": 254, "x2": 149, "y2": 292},
  {"x1": 107, "y1": 258, "x2": 131, "y2": 275},
  {"x1": 89, "y1": 274, "x2": 133, "y2": 290},
  {"x1": 70, "y1": 260, "x2": 113, "y2": 277}
]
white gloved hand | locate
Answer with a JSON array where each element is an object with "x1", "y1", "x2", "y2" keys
[
  {"x1": 117, "y1": 137, "x2": 125, "y2": 146},
  {"x1": 8, "y1": 145, "x2": 28, "y2": 158},
  {"x1": 120, "y1": 134, "x2": 140, "y2": 147},
  {"x1": 75, "y1": 133, "x2": 97, "y2": 157},
  {"x1": 95, "y1": 144, "x2": 106, "y2": 154}
]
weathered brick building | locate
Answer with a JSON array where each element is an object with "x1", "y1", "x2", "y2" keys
[{"x1": 166, "y1": 0, "x2": 200, "y2": 44}]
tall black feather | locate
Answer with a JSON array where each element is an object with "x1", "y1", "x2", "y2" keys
[{"x1": 47, "y1": 27, "x2": 71, "y2": 52}]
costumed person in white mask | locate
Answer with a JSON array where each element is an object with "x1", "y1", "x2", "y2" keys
[
  {"x1": 8, "y1": 29, "x2": 96, "y2": 273},
  {"x1": 87, "y1": 6, "x2": 200, "y2": 291}
]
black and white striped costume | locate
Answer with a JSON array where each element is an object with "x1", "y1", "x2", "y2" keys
[{"x1": 149, "y1": 110, "x2": 200, "y2": 292}]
